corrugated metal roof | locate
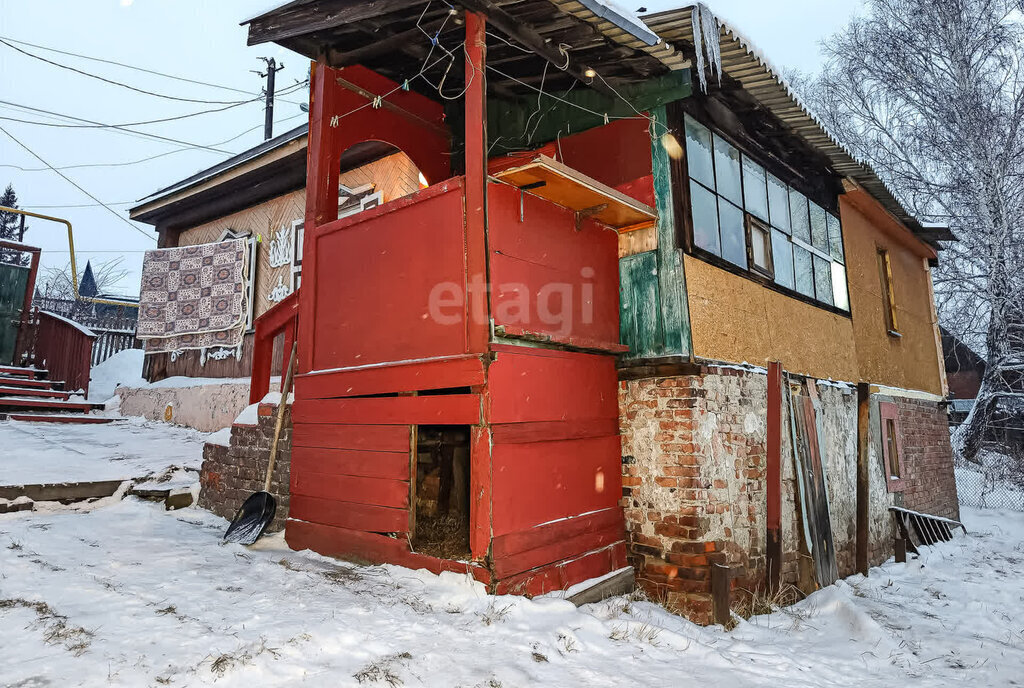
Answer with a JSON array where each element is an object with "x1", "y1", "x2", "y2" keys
[{"x1": 641, "y1": 5, "x2": 929, "y2": 237}]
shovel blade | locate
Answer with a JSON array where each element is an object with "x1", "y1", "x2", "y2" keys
[{"x1": 223, "y1": 491, "x2": 277, "y2": 545}]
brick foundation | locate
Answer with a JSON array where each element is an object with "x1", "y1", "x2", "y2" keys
[
  {"x1": 619, "y1": 364, "x2": 958, "y2": 624},
  {"x1": 198, "y1": 402, "x2": 292, "y2": 533}
]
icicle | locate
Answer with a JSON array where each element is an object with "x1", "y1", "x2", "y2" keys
[{"x1": 691, "y1": 3, "x2": 722, "y2": 94}]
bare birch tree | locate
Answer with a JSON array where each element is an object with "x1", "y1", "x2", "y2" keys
[{"x1": 796, "y1": 0, "x2": 1024, "y2": 463}]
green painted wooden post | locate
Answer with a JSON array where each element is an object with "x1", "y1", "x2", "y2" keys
[
  {"x1": 649, "y1": 105, "x2": 692, "y2": 357},
  {"x1": 620, "y1": 251, "x2": 664, "y2": 356}
]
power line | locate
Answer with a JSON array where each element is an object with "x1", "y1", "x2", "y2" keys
[
  {"x1": 0, "y1": 98, "x2": 261, "y2": 129},
  {"x1": 0, "y1": 34, "x2": 307, "y2": 106},
  {"x1": 0, "y1": 111, "x2": 307, "y2": 173},
  {"x1": 0, "y1": 125, "x2": 155, "y2": 242},
  {"x1": 24, "y1": 201, "x2": 135, "y2": 209},
  {"x1": 0, "y1": 38, "x2": 248, "y2": 105},
  {"x1": 0, "y1": 100, "x2": 233, "y2": 153}
]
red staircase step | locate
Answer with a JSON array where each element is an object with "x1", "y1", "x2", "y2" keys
[
  {"x1": 0, "y1": 365, "x2": 43, "y2": 379},
  {"x1": 0, "y1": 398, "x2": 101, "y2": 413},
  {"x1": 5, "y1": 413, "x2": 114, "y2": 425},
  {"x1": 0, "y1": 375, "x2": 62, "y2": 390},
  {"x1": 0, "y1": 386, "x2": 71, "y2": 400}
]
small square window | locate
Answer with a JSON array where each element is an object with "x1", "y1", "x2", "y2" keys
[
  {"x1": 827, "y1": 213, "x2": 844, "y2": 263},
  {"x1": 684, "y1": 115, "x2": 715, "y2": 189},
  {"x1": 809, "y1": 202, "x2": 829, "y2": 252},
  {"x1": 771, "y1": 230, "x2": 794, "y2": 289},
  {"x1": 713, "y1": 134, "x2": 743, "y2": 206},
  {"x1": 767, "y1": 173, "x2": 790, "y2": 233},
  {"x1": 690, "y1": 181, "x2": 720, "y2": 256},
  {"x1": 793, "y1": 244, "x2": 814, "y2": 297},
  {"x1": 789, "y1": 189, "x2": 811, "y2": 243},
  {"x1": 747, "y1": 217, "x2": 773, "y2": 277},
  {"x1": 719, "y1": 198, "x2": 747, "y2": 268},
  {"x1": 742, "y1": 156, "x2": 769, "y2": 222},
  {"x1": 880, "y1": 402, "x2": 905, "y2": 492},
  {"x1": 813, "y1": 254, "x2": 833, "y2": 306}
]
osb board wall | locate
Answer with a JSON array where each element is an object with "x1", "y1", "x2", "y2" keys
[
  {"x1": 840, "y1": 196, "x2": 944, "y2": 396},
  {"x1": 176, "y1": 151, "x2": 422, "y2": 321},
  {"x1": 683, "y1": 254, "x2": 860, "y2": 382}
]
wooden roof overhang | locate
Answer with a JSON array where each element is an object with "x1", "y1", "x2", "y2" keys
[
  {"x1": 641, "y1": 6, "x2": 951, "y2": 251},
  {"x1": 244, "y1": 0, "x2": 687, "y2": 101}
]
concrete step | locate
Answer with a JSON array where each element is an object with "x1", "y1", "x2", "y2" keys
[
  {"x1": 4, "y1": 413, "x2": 115, "y2": 425},
  {"x1": 0, "y1": 398, "x2": 102, "y2": 413},
  {"x1": 0, "y1": 385, "x2": 71, "y2": 400},
  {"x1": 0, "y1": 479, "x2": 123, "y2": 503}
]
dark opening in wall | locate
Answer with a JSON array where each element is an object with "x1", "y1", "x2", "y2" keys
[{"x1": 412, "y1": 425, "x2": 471, "y2": 560}]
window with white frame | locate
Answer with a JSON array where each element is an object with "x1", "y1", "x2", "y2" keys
[
  {"x1": 682, "y1": 114, "x2": 850, "y2": 312},
  {"x1": 291, "y1": 218, "x2": 303, "y2": 289}
]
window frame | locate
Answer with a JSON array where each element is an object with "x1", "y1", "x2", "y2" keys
[
  {"x1": 290, "y1": 218, "x2": 304, "y2": 290},
  {"x1": 673, "y1": 105, "x2": 851, "y2": 318},
  {"x1": 877, "y1": 247, "x2": 900, "y2": 336},
  {"x1": 879, "y1": 401, "x2": 905, "y2": 493},
  {"x1": 218, "y1": 228, "x2": 257, "y2": 331},
  {"x1": 746, "y1": 215, "x2": 774, "y2": 279}
]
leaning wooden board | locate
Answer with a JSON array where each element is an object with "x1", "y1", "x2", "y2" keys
[{"x1": 493, "y1": 154, "x2": 657, "y2": 230}]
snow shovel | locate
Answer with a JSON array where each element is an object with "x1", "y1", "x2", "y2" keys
[{"x1": 224, "y1": 341, "x2": 297, "y2": 545}]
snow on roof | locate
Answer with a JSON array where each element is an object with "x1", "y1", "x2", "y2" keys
[
  {"x1": 38, "y1": 310, "x2": 96, "y2": 338},
  {"x1": 575, "y1": 0, "x2": 661, "y2": 46}
]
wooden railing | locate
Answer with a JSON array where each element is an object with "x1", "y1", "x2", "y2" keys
[
  {"x1": 249, "y1": 289, "x2": 299, "y2": 404},
  {"x1": 26, "y1": 310, "x2": 96, "y2": 395}
]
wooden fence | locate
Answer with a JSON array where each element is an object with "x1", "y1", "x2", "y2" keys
[
  {"x1": 21, "y1": 310, "x2": 95, "y2": 395},
  {"x1": 91, "y1": 327, "x2": 141, "y2": 366}
]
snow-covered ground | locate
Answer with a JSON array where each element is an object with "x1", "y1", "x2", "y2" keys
[
  {"x1": 0, "y1": 416, "x2": 206, "y2": 487},
  {"x1": 87, "y1": 348, "x2": 146, "y2": 403},
  {"x1": 1, "y1": 496, "x2": 1022, "y2": 686}
]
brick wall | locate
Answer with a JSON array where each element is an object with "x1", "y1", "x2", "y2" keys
[
  {"x1": 198, "y1": 402, "x2": 292, "y2": 533},
  {"x1": 619, "y1": 366, "x2": 772, "y2": 623},
  {"x1": 890, "y1": 397, "x2": 960, "y2": 521}
]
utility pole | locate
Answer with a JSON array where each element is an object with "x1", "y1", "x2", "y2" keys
[{"x1": 253, "y1": 57, "x2": 285, "y2": 141}]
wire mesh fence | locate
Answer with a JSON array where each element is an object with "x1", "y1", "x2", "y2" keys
[{"x1": 955, "y1": 445, "x2": 1024, "y2": 511}]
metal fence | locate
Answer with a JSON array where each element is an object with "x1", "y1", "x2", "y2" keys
[{"x1": 955, "y1": 446, "x2": 1024, "y2": 511}]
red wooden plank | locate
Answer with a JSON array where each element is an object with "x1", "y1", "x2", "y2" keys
[
  {"x1": 470, "y1": 424, "x2": 492, "y2": 560},
  {"x1": 292, "y1": 423, "x2": 410, "y2": 451},
  {"x1": 491, "y1": 506, "x2": 623, "y2": 559},
  {"x1": 291, "y1": 446, "x2": 410, "y2": 480},
  {"x1": 295, "y1": 355, "x2": 486, "y2": 400},
  {"x1": 0, "y1": 398, "x2": 96, "y2": 412},
  {"x1": 488, "y1": 183, "x2": 620, "y2": 346},
  {"x1": 491, "y1": 435, "x2": 622, "y2": 536},
  {"x1": 493, "y1": 542, "x2": 624, "y2": 596},
  {"x1": 286, "y1": 519, "x2": 491, "y2": 584},
  {"x1": 492, "y1": 525, "x2": 623, "y2": 579},
  {"x1": 292, "y1": 394, "x2": 480, "y2": 425},
  {"x1": 557, "y1": 118, "x2": 653, "y2": 190},
  {"x1": 291, "y1": 471, "x2": 409, "y2": 509},
  {"x1": 310, "y1": 187, "x2": 472, "y2": 371},
  {"x1": 0, "y1": 386, "x2": 70, "y2": 399},
  {"x1": 0, "y1": 375, "x2": 61, "y2": 389},
  {"x1": 0, "y1": 365, "x2": 37, "y2": 378},
  {"x1": 6, "y1": 414, "x2": 113, "y2": 424},
  {"x1": 289, "y1": 495, "x2": 409, "y2": 533},
  {"x1": 491, "y1": 418, "x2": 618, "y2": 444},
  {"x1": 488, "y1": 346, "x2": 618, "y2": 424}
]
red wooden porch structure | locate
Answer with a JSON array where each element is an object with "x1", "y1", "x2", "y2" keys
[{"x1": 249, "y1": 11, "x2": 659, "y2": 594}]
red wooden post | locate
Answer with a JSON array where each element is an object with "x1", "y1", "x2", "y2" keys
[
  {"x1": 463, "y1": 11, "x2": 489, "y2": 354},
  {"x1": 464, "y1": 10, "x2": 491, "y2": 559},
  {"x1": 766, "y1": 360, "x2": 782, "y2": 593},
  {"x1": 298, "y1": 61, "x2": 341, "y2": 376}
]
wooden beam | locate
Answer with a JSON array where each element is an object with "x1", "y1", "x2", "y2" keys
[
  {"x1": 458, "y1": 0, "x2": 616, "y2": 97},
  {"x1": 766, "y1": 360, "x2": 783, "y2": 593},
  {"x1": 247, "y1": 0, "x2": 422, "y2": 46},
  {"x1": 856, "y1": 381, "x2": 870, "y2": 575}
]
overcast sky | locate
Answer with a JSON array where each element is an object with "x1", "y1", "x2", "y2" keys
[{"x1": 0, "y1": 0, "x2": 862, "y2": 296}]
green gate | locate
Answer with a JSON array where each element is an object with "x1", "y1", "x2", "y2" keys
[{"x1": 0, "y1": 262, "x2": 30, "y2": 365}]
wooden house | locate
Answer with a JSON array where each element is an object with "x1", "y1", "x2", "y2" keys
[
  {"x1": 225, "y1": 0, "x2": 961, "y2": 620},
  {"x1": 129, "y1": 125, "x2": 426, "y2": 381}
]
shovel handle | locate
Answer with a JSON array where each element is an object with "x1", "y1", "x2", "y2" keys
[{"x1": 265, "y1": 342, "x2": 298, "y2": 493}]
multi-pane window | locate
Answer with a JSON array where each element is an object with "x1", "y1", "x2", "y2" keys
[{"x1": 683, "y1": 114, "x2": 849, "y2": 311}]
